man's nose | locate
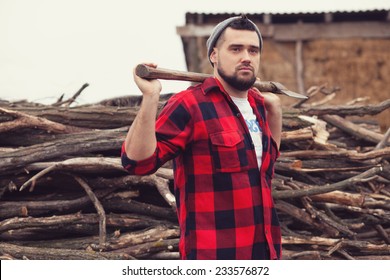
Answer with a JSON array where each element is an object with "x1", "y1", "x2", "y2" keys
[{"x1": 241, "y1": 50, "x2": 251, "y2": 62}]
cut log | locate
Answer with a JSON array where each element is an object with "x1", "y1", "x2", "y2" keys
[
  {"x1": 322, "y1": 114, "x2": 385, "y2": 144},
  {"x1": 0, "y1": 129, "x2": 125, "y2": 174},
  {"x1": 300, "y1": 99, "x2": 390, "y2": 117},
  {"x1": 0, "y1": 107, "x2": 85, "y2": 134},
  {"x1": 0, "y1": 242, "x2": 133, "y2": 260}
]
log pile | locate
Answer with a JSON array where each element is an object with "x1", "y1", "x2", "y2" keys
[{"x1": 0, "y1": 85, "x2": 389, "y2": 260}]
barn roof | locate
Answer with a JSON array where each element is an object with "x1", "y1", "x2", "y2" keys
[{"x1": 184, "y1": 10, "x2": 390, "y2": 24}]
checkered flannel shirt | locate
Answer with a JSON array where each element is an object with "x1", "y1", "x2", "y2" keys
[{"x1": 121, "y1": 77, "x2": 281, "y2": 260}]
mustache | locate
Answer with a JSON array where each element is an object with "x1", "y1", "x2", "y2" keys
[{"x1": 236, "y1": 63, "x2": 254, "y2": 72}]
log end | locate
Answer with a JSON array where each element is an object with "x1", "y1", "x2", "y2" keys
[{"x1": 135, "y1": 64, "x2": 150, "y2": 79}]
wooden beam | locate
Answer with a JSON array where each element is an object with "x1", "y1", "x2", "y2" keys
[
  {"x1": 272, "y1": 22, "x2": 390, "y2": 41},
  {"x1": 263, "y1": 14, "x2": 272, "y2": 24},
  {"x1": 295, "y1": 21, "x2": 305, "y2": 94},
  {"x1": 324, "y1": 13, "x2": 333, "y2": 23},
  {"x1": 177, "y1": 21, "x2": 390, "y2": 41}
]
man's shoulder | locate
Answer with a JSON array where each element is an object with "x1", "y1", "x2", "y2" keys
[
  {"x1": 168, "y1": 81, "x2": 211, "y2": 103},
  {"x1": 248, "y1": 88, "x2": 264, "y2": 100}
]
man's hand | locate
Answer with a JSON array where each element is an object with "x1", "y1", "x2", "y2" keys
[
  {"x1": 133, "y1": 63, "x2": 162, "y2": 98},
  {"x1": 261, "y1": 92, "x2": 282, "y2": 116}
]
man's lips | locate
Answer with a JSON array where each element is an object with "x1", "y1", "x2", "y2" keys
[
  {"x1": 237, "y1": 66, "x2": 254, "y2": 72},
  {"x1": 237, "y1": 68, "x2": 254, "y2": 76}
]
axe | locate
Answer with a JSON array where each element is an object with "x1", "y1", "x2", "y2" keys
[{"x1": 135, "y1": 64, "x2": 307, "y2": 99}]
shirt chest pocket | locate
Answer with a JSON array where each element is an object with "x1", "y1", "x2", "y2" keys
[{"x1": 209, "y1": 130, "x2": 250, "y2": 173}]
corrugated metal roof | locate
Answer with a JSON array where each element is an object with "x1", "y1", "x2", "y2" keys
[{"x1": 186, "y1": 9, "x2": 390, "y2": 24}]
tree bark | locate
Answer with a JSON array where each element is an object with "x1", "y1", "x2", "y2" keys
[{"x1": 0, "y1": 129, "x2": 125, "y2": 174}]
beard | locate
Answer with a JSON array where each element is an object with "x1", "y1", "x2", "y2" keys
[{"x1": 217, "y1": 65, "x2": 256, "y2": 91}]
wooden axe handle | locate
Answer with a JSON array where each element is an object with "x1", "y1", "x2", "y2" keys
[
  {"x1": 136, "y1": 64, "x2": 210, "y2": 83},
  {"x1": 135, "y1": 64, "x2": 307, "y2": 99}
]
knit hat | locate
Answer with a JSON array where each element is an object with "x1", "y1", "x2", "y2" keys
[{"x1": 206, "y1": 15, "x2": 263, "y2": 66}]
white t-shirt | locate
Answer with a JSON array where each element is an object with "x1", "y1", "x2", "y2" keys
[{"x1": 230, "y1": 96, "x2": 263, "y2": 169}]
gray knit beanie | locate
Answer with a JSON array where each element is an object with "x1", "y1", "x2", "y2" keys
[{"x1": 206, "y1": 15, "x2": 263, "y2": 66}]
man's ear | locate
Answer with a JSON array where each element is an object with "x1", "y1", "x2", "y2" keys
[{"x1": 210, "y1": 49, "x2": 217, "y2": 65}]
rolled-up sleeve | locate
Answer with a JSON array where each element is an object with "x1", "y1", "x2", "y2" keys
[
  {"x1": 121, "y1": 92, "x2": 193, "y2": 175},
  {"x1": 121, "y1": 143, "x2": 161, "y2": 175}
]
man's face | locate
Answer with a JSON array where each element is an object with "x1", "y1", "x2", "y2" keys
[{"x1": 211, "y1": 27, "x2": 260, "y2": 91}]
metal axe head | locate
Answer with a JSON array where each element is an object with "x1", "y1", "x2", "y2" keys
[{"x1": 270, "y1": 82, "x2": 308, "y2": 99}]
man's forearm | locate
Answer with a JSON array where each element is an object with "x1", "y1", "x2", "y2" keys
[
  {"x1": 260, "y1": 91, "x2": 283, "y2": 149},
  {"x1": 124, "y1": 95, "x2": 160, "y2": 160},
  {"x1": 267, "y1": 107, "x2": 282, "y2": 149}
]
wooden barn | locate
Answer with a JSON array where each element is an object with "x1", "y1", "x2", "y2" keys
[{"x1": 176, "y1": 10, "x2": 390, "y2": 131}]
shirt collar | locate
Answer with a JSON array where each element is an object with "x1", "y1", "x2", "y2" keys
[{"x1": 201, "y1": 77, "x2": 223, "y2": 95}]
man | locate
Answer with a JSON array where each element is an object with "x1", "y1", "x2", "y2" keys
[{"x1": 121, "y1": 14, "x2": 282, "y2": 260}]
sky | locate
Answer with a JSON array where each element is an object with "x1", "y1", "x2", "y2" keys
[{"x1": 1, "y1": 0, "x2": 390, "y2": 105}]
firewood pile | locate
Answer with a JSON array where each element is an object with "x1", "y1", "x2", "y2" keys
[{"x1": 0, "y1": 85, "x2": 389, "y2": 260}]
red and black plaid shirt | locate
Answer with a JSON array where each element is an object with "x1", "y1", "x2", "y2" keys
[{"x1": 121, "y1": 77, "x2": 281, "y2": 260}]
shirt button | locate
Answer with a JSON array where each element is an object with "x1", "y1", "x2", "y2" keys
[
  {"x1": 236, "y1": 113, "x2": 241, "y2": 118},
  {"x1": 265, "y1": 230, "x2": 269, "y2": 235}
]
